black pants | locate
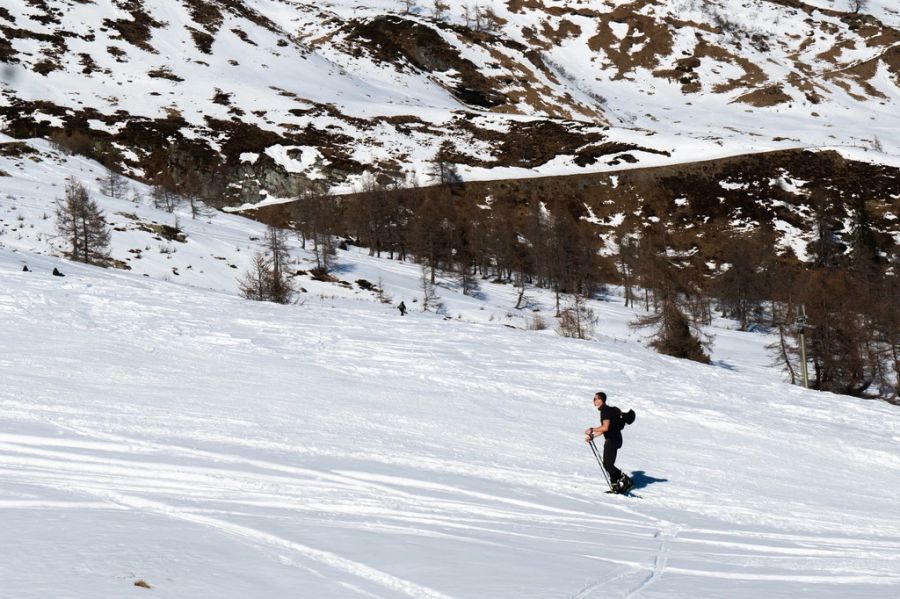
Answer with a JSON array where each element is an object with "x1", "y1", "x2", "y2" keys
[{"x1": 603, "y1": 439, "x2": 623, "y2": 482}]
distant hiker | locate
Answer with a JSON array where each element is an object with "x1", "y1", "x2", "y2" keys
[
  {"x1": 585, "y1": 391, "x2": 633, "y2": 494},
  {"x1": 22, "y1": 265, "x2": 29, "y2": 272},
  {"x1": 397, "y1": 301, "x2": 407, "y2": 316},
  {"x1": 52, "y1": 267, "x2": 65, "y2": 277}
]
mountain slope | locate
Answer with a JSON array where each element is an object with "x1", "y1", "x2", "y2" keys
[{"x1": 1, "y1": 0, "x2": 898, "y2": 201}]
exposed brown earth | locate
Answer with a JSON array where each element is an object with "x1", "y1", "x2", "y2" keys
[
  {"x1": 590, "y1": 3, "x2": 676, "y2": 80},
  {"x1": 0, "y1": 141, "x2": 38, "y2": 157},
  {"x1": 734, "y1": 84, "x2": 794, "y2": 107},
  {"x1": 188, "y1": 27, "x2": 215, "y2": 54},
  {"x1": 183, "y1": 0, "x2": 224, "y2": 33}
]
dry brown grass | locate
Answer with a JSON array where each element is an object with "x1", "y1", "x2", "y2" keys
[
  {"x1": 885, "y1": 45, "x2": 900, "y2": 81},
  {"x1": 828, "y1": 78, "x2": 869, "y2": 101},
  {"x1": 484, "y1": 45, "x2": 601, "y2": 120},
  {"x1": 183, "y1": 0, "x2": 224, "y2": 33},
  {"x1": 147, "y1": 67, "x2": 184, "y2": 82},
  {"x1": 815, "y1": 39, "x2": 856, "y2": 66},
  {"x1": 785, "y1": 71, "x2": 824, "y2": 104},
  {"x1": 506, "y1": 0, "x2": 567, "y2": 16},
  {"x1": 0, "y1": 141, "x2": 38, "y2": 157},
  {"x1": 343, "y1": 16, "x2": 506, "y2": 109},
  {"x1": 101, "y1": 6, "x2": 163, "y2": 54},
  {"x1": 188, "y1": 27, "x2": 215, "y2": 54},
  {"x1": 540, "y1": 18, "x2": 582, "y2": 45},
  {"x1": 733, "y1": 84, "x2": 793, "y2": 107},
  {"x1": 588, "y1": 1, "x2": 674, "y2": 80},
  {"x1": 829, "y1": 57, "x2": 889, "y2": 99},
  {"x1": 704, "y1": 45, "x2": 768, "y2": 94}
]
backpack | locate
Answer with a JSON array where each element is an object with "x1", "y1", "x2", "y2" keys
[{"x1": 610, "y1": 407, "x2": 636, "y2": 431}]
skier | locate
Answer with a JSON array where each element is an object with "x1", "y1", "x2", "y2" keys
[
  {"x1": 585, "y1": 391, "x2": 633, "y2": 494},
  {"x1": 397, "y1": 301, "x2": 407, "y2": 316}
]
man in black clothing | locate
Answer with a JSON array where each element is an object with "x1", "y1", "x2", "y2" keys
[{"x1": 585, "y1": 391, "x2": 632, "y2": 493}]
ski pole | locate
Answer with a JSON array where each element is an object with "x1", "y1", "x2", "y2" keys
[{"x1": 588, "y1": 438, "x2": 613, "y2": 491}]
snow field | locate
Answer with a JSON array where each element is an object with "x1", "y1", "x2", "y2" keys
[{"x1": 1, "y1": 244, "x2": 900, "y2": 598}]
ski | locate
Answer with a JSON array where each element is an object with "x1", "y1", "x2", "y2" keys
[{"x1": 605, "y1": 489, "x2": 642, "y2": 498}]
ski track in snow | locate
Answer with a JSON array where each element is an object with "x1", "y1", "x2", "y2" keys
[
  {"x1": 624, "y1": 526, "x2": 680, "y2": 598},
  {"x1": 4, "y1": 375, "x2": 900, "y2": 597},
  {"x1": 98, "y1": 491, "x2": 454, "y2": 599}
]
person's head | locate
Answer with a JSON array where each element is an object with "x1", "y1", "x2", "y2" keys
[{"x1": 593, "y1": 391, "x2": 606, "y2": 408}]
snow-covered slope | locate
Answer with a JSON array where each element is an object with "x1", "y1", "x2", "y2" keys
[
  {"x1": 2, "y1": 0, "x2": 898, "y2": 199},
  {"x1": 2, "y1": 132, "x2": 900, "y2": 598},
  {"x1": 1, "y1": 131, "x2": 879, "y2": 364}
]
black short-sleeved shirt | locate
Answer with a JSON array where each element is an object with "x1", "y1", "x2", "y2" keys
[{"x1": 600, "y1": 404, "x2": 622, "y2": 445}]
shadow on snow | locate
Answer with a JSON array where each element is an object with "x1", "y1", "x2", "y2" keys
[{"x1": 629, "y1": 470, "x2": 668, "y2": 490}]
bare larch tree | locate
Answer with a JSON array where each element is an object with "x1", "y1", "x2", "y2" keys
[{"x1": 55, "y1": 178, "x2": 111, "y2": 266}]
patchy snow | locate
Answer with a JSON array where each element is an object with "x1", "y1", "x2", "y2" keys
[
  {"x1": 264, "y1": 145, "x2": 325, "y2": 176},
  {"x1": 608, "y1": 21, "x2": 630, "y2": 40},
  {"x1": 581, "y1": 204, "x2": 601, "y2": 224},
  {"x1": 801, "y1": 0, "x2": 899, "y2": 28},
  {"x1": 774, "y1": 174, "x2": 807, "y2": 195},
  {"x1": 85, "y1": 119, "x2": 121, "y2": 135},
  {"x1": 720, "y1": 180, "x2": 748, "y2": 191},
  {"x1": 30, "y1": 112, "x2": 65, "y2": 128},
  {"x1": 2, "y1": 0, "x2": 899, "y2": 192},
  {"x1": 772, "y1": 218, "x2": 810, "y2": 261},
  {"x1": 606, "y1": 212, "x2": 626, "y2": 227}
]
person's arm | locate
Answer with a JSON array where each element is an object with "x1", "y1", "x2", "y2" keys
[{"x1": 584, "y1": 419, "x2": 611, "y2": 441}]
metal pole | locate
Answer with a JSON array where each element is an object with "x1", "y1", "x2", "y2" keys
[
  {"x1": 589, "y1": 439, "x2": 613, "y2": 491},
  {"x1": 798, "y1": 305, "x2": 809, "y2": 389}
]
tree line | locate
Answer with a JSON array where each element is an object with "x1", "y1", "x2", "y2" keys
[
  {"x1": 252, "y1": 175, "x2": 898, "y2": 403},
  {"x1": 52, "y1": 170, "x2": 899, "y2": 404}
]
